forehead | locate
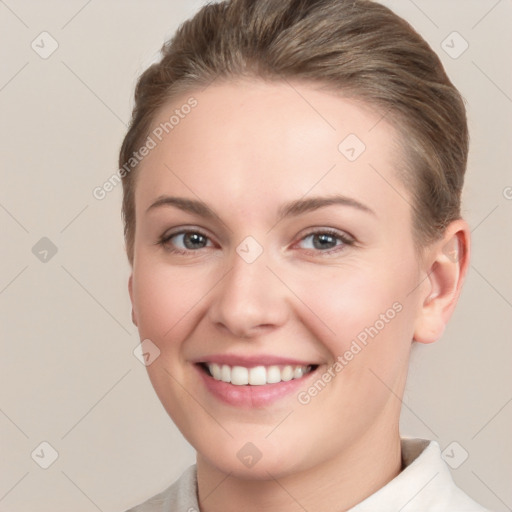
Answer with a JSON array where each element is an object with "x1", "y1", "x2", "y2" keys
[{"x1": 135, "y1": 80, "x2": 408, "y2": 220}]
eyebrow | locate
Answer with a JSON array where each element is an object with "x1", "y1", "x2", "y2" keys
[
  {"x1": 145, "y1": 194, "x2": 376, "y2": 220},
  {"x1": 146, "y1": 196, "x2": 218, "y2": 219},
  {"x1": 277, "y1": 194, "x2": 375, "y2": 219}
]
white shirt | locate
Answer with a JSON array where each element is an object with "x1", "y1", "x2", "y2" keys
[{"x1": 126, "y1": 438, "x2": 492, "y2": 511}]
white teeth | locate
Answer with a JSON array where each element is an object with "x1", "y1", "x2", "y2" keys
[
  {"x1": 281, "y1": 365, "x2": 294, "y2": 381},
  {"x1": 266, "y1": 365, "x2": 281, "y2": 384},
  {"x1": 231, "y1": 366, "x2": 249, "y2": 385},
  {"x1": 206, "y1": 363, "x2": 314, "y2": 386},
  {"x1": 248, "y1": 366, "x2": 267, "y2": 385},
  {"x1": 221, "y1": 364, "x2": 231, "y2": 383},
  {"x1": 210, "y1": 363, "x2": 222, "y2": 380}
]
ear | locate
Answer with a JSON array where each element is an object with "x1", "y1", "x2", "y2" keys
[
  {"x1": 413, "y1": 219, "x2": 470, "y2": 344},
  {"x1": 128, "y1": 274, "x2": 138, "y2": 327}
]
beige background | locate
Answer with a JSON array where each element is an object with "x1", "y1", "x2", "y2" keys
[{"x1": 0, "y1": 0, "x2": 511, "y2": 510}]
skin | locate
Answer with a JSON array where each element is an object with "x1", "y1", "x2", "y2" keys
[{"x1": 128, "y1": 80, "x2": 470, "y2": 512}]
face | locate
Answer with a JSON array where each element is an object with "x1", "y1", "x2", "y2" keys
[{"x1": 129, "y1": 80, "x2": 426, "y2": 479}]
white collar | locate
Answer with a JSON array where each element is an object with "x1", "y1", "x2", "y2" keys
[{"x1": 348, "y1": 437, "x2": 489, "y2": 511}]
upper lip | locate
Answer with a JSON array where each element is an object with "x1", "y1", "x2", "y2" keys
[{"x1": 193, "y1": 354, "x2": 320, "y2": 368}]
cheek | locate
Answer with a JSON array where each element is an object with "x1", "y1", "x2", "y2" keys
[
  {"x1": 132, "y1": 261, "x2": 209, "y2": 343},
  {"x1": 290, "y1": 258, "x2": 417, "y2": 406},
  {"x1": 291, "y1": 260, "x2": 414, "y2": 345}
]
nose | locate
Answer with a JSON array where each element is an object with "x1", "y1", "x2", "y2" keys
[{"x1": 207, "y1": 247, "x2": 290, "y2": 339}]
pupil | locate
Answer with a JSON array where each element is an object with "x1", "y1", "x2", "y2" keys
[
  {"x1": 314, "y1": 234, "x2": 336, "y2": 250},
  {"x1": 184, "y1": 233, "x2": 206, "y2": 249}
]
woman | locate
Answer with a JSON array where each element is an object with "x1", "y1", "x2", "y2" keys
[{"x1": 120, "y1": 0, "x2": 491, "y2": 510}]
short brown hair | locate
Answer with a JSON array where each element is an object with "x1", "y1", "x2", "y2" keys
[{"x1": 119, "y1": 0, "x2": 468, "y2": 266}]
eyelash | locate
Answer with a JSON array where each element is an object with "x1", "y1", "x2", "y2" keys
[{"x1": 156, "y1": 227, "x2": 355, "y2": 257}]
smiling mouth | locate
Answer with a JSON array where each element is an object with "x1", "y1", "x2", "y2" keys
[{"x1": 197, "y1": 362, "x2": 318, "y2": 386}]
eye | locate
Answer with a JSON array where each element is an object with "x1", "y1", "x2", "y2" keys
[
  {"x1": 296, "y1": 229, "x2": 354, "y2": 254},
  {"x1": 157, "y1": 229, "x2": 214, "y2": 254}
]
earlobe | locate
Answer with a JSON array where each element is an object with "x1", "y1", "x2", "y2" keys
[
  {"x1": 413, "y1": 220, "x2": 470, "y2": 344},
  {"x1": 128, "y1": 274, "x2": 138, "y2": 327}
]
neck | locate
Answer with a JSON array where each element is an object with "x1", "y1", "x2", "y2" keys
[{"x1": 196, "y1": 425, "x2": 402, "y2": 512}]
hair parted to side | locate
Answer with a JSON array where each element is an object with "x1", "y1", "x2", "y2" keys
[{"x1": 119, "y1": 0, "x2": 468, "y2": 266}]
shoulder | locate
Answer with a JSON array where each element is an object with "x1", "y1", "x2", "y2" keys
[
  {"x1": 406, "y1": 438, "x2": 492, "y2": 511},
  {"x1": 350, "y1": 438, "x2": 493, "y2": 512},
  {"x1": 124, "y1": 465, "x2": 198, "y2": 512}
]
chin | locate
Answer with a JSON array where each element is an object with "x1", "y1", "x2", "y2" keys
[{"x1": 196, "y1": 436, "x2": 313, "y2": 480}]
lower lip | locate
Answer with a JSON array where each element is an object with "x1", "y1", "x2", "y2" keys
[{"x1": 195, "y1": 364, "x2": 319, "y2": 408}]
